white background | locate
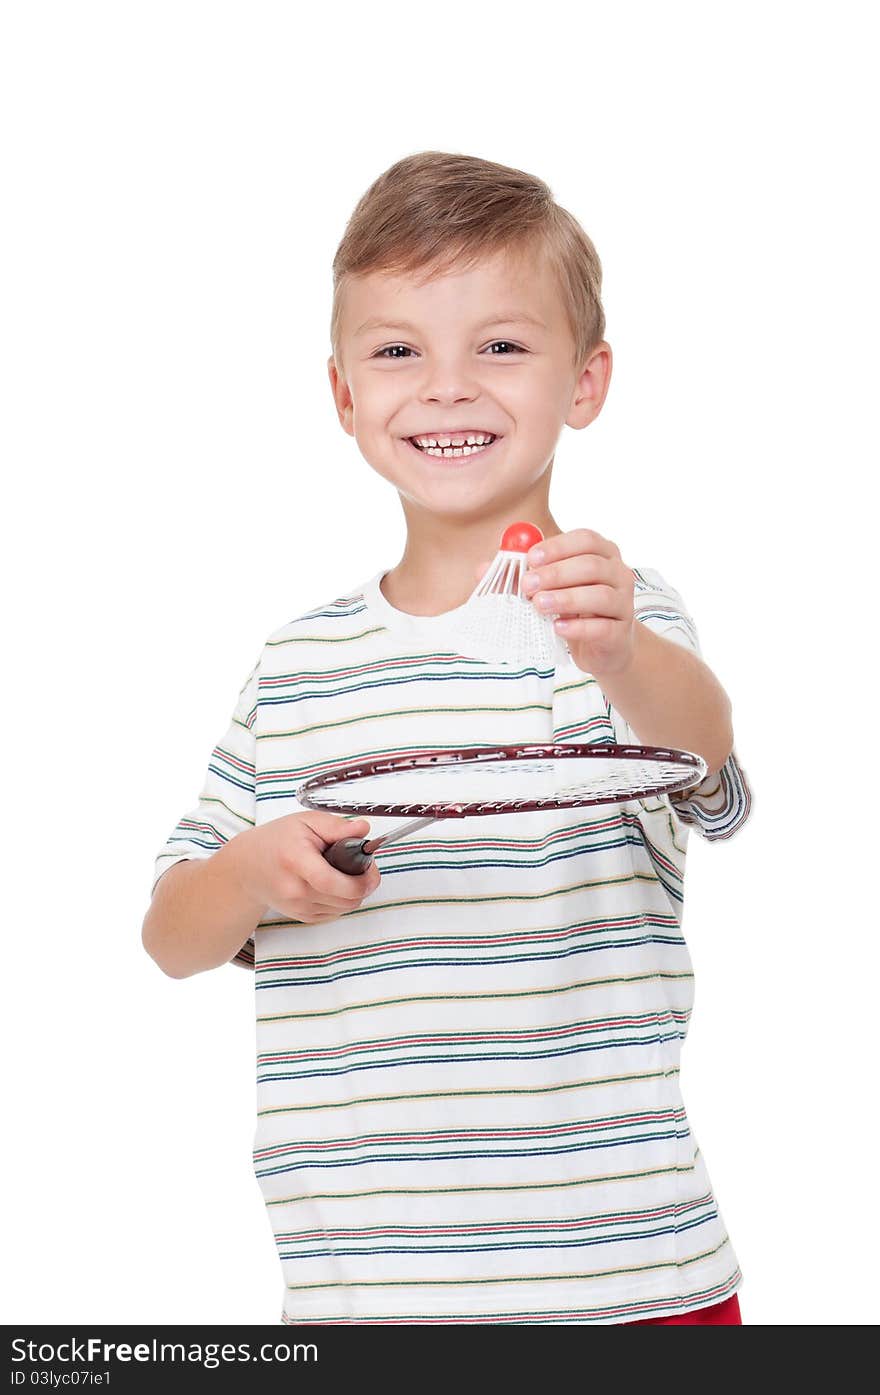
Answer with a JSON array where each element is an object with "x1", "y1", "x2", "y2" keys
[{"x1": 2, "y1": 1, "x2": 877, "y2": 1326}]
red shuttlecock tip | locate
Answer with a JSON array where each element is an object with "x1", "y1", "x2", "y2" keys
[{"x1": 500, "y1": 522, "x2": 544, "y2": 554}]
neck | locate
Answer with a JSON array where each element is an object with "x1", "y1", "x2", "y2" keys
[{"x1": 380, "y1": 479, "x2": 563, "y2": 617}]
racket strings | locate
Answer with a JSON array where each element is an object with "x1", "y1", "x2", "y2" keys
[{"x1": 301, "y1": 753, "x2": 702, "y2": 816}]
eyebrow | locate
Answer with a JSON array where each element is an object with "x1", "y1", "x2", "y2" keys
[{"x1": 354, "y1": 311, "x2": 547, "y2": 337}]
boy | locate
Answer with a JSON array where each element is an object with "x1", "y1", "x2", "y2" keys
[{"x1": 144, "y1": 150, "x2": 752, "y2": 1325}]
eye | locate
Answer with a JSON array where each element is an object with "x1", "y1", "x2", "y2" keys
[
  {"x1": 374, "y1": 344, "x2": 414, "y2": 359},
  {"x1": 372, "y1": 340, "x2": 526, "y2": 360}
]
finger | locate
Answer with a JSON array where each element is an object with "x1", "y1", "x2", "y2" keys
[
  {"x1": 550, "y1": 615, "x2": 623, "y2": 647},
  {"x1": 299, "y1": 812, "x2": 374, "y2": 884},
  {"x1": 311, "y1": 870, "x2": 379, "y2": 912},
  {"x1": 307, "y1": 891, "x2": 369, "y2": 912},
  {"x1": 523, "y1": 553, "x2": 616, "y2": 595},
  {"x1": 531, "y1": 583, "x2": 628, "y2": 620},
  {"x1": 299, "y1": 811, "x2": 371, "y2": 844},
  {"x1": 316, "y1": 867, "x2": 380, "y2": 901},
  {"x1": 308, "y1": 898, "x2": 364, "y2": 918},
  {"x1": 304, "y1": 905, "x2": 343, "y2": 921},
  {"x1": 526, "y1": 528, "x2": 619, "y2": 569},
  {"x1": 302, "y1": 849, "x2": 379, "y2": 901},
  {"x1": 474, "y1": 558, "x2": 493, "y2": 583}
]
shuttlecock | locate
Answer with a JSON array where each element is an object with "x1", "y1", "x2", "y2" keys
[{"x1": 451, "y1": 522, "x2": 571, "y2": 666}]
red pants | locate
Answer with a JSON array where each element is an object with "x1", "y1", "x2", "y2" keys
[{"x1": 625, "y1": 1293, "x2": 741, "y2": 1325}]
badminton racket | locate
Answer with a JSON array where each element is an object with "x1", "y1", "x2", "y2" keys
[{"x1": 297, "y1": 742, "x2": 707, "y2": 874}]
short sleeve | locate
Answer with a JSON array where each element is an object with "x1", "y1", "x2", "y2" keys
[
  {"x1": 610, "y1": 567, "x2": 753, "y2": 842},
  {"x1": 151, "y1": 656, "x2": 261, "y2": 969}
]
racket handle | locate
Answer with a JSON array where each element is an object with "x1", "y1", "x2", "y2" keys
[{"x1": 323, "y1": 836, "x2": 374, "y2": 875}]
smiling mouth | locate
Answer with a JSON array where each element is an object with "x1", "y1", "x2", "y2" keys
[{"x1": 406, "y1": 432, "x2": 499, "y2": 459}]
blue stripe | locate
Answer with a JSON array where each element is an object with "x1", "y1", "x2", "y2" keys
[
  {"x1": 165, "y1": 835, "x2": 222, "y2": 853},
  {"x1": 279, "y1": 1212, "x2": 717, "y2": 1259},
  {"x1": 260, "y1": 667, "x2": 556, "y2": 704},
  {"x1": 256, "y1": 1030, "x2": 686, "y2": 1083},
  {"x1": 256, "y1": 933, "x2": 687, "y2": 992},
  {"x1": 206, "y1": 763, "x2": 254, "y2": 794},
  {"x1": 255, "y1": 1127, "x2": 692, "y2": 1176},
  {"x1": 672, "y1": 749, "x2": 752, "y2": 841},
  {"x1": 373, "y1": 834, "x2": 666, "y2": 878}
]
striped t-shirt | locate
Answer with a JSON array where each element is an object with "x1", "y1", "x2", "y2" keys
[{"x1": 152, "y1": 565, "x2": 753, "y2": 1324}]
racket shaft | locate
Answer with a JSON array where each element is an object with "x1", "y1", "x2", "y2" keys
[{"x1": 323, "y1": 816, "x2": 438, "y2": 875}]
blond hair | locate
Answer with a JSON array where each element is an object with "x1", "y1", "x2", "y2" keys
[{"x1": 330, "y1": 150, "x2": 605, "y2": 373}]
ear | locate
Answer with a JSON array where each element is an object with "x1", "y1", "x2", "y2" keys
[
  {"x1": 327, "y1": 355, "x2": 354, "y2": 435},
  {"x1": 326, "y1": 354, "x2": 339, "y2": 395},
  {"x1": 566, "y1": 340, "x2": 613, "y2": 431}
]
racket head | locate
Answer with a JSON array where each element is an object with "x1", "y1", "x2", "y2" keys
[{"x1": 296, "y1": 742, "x2": 707, "y2": 818}]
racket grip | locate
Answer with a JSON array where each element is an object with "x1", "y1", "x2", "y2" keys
[{"x1": 323, "y1": 836, "x2": 374, "y2": 875}]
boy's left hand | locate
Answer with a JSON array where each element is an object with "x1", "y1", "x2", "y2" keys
[{"x1": 522, "y1": 529, "x2": 637, "y2": 678}]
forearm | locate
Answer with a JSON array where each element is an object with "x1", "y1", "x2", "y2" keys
[
  {"x1": 598, "y1": 622, "x2": 734, "y2": 775},
  {"x1": 142, "y1": 832, "x2": 268, "y2": 979}
]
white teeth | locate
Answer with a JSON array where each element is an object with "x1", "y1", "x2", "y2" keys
[{"x1": 409, "y1": 432, "x2": 497, "y2": 456}]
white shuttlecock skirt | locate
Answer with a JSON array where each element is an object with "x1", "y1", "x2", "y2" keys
[{"x1": 441, "y1": 549, "x2": 572, "y2": 667}]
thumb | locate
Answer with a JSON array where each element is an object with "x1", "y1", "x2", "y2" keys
[
  {"x1": 474, "y1": 558, "x2": 492, "y2": 583},
  {"x1": 299, "y1": 809, "x2": 370, "y2": 842}
]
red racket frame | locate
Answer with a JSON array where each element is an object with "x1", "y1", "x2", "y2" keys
[{"x1": 297, "y1": 741, "x2": 707, "y2": 819}]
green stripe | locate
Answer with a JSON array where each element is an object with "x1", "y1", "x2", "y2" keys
[
  {"x1": 257, "y1": 973, "x2": 694, "y2": 1024},
  {"x1": 257, "y1": 1067, "x2": 682, "y2": 1117},
  {"x1": 267, "y1": 650, "x2": 493, "y2": 681},
  {"x1": 265, "y1": 625, "x2": 386, "y2": 647},
  {"x1": 188, "y1": 793, "x2": 254, "y2": 828},
  {"x1": 258, "y1": 701, "x2": 553, "y2": 742},
  {"x1": 255, "y1": 871, "x2": 657, "y2": 932},
  {"x1": 258, "y1": 907, "x2": 681, "y2": 968},
  {"x1": 554, "y1": 677, "x2": 597, "y2": 697},
  {"x1": 283, "y1": 1268, "x2": 741, "y2": 1323},
  {"x1": 284, "y1": 1237, "x2": 732, "y2": 1290},
  {"x1": 265, "y1": 1156, "x2": 700, "y2": 1208},
  {"x1": 277, "y1": 1192, "x2": 715, "y2": 1242}
]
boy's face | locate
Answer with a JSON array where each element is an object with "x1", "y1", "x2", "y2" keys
[{"x1": 328, "y1": 245, "x2": 610, "y2": 522}]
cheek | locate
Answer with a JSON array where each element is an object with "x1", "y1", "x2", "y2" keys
[
  {"x1": 356, "y1": 369, "x2": 406, "y2": 403},
  {"x1": 345, "y1": 371, "x2": 397, "y2": 426},
  {"x1": 505, "y1": 367, "x2": 566, "y2": 428}
]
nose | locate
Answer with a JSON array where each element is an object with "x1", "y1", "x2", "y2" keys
[{"x1": 418, "y1": 352, "x2": 480, "y2": 406}]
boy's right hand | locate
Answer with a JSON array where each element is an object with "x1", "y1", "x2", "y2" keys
[{"x1": 228, "y1": 812, "x2": 380, "y2": 924}]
